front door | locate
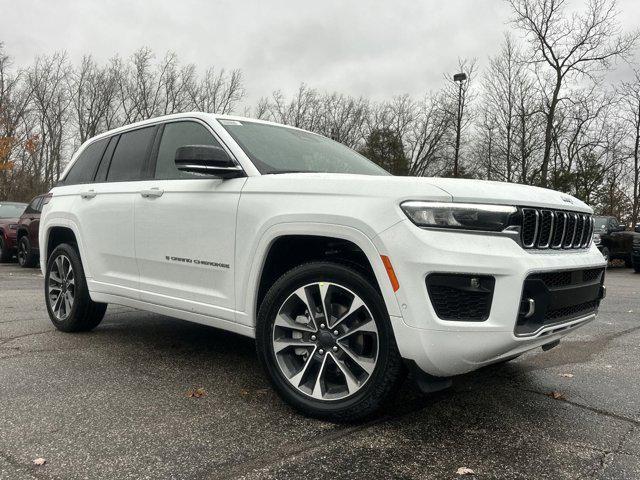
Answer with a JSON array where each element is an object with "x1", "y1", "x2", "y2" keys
[{"x1": 134, "y1": 120, "x2": 245, "y2": 322}]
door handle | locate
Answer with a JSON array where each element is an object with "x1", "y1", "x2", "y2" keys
[
  {"x1": 81, "y1": 190, "x2": 96, "y2": 199},
  {"x1": 140, "y1": 188, "x2": 164, "y2": 198}
]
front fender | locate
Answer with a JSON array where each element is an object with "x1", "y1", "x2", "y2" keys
[{"x1": 234, "y1": 221, "x2": 402, "y2": 328}]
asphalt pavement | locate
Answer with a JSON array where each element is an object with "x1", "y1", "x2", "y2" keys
[{"x1": 0, "y1": 263, "x2": 638, "y2": 480}]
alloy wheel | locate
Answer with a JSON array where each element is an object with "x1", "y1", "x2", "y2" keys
[
  {"x1": 17, "y1": 240, "x2": 27, "y2": 265},
  {"x1": 48, "y1": 254, "x2": 75, "y2": 320},
  {"x1": 272, "y1": 282, "x2": 379, "y2": 401}
]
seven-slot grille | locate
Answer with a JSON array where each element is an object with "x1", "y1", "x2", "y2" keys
[{"x1": 520, "y1": 208, "x2": 593, "y2": 250}]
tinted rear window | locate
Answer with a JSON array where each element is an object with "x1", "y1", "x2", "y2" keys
[
  {"x1": 64, "y1": 138, "x2": 108, "y2": 185},
  {"x1": 107, "y1": 127, "x2": 156, "y2": 182}
]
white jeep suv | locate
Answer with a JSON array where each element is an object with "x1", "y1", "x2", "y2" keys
[{"x1": 40, "y1": 112, "x2": 607, "y2": 421}]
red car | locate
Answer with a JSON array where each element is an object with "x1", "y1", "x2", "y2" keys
[
  {"x1": 16, "y1": 194, "x2": 46, "y2": 268},
  {"x1": 0, "y1": 202, "x2": 28, "y2": 262}
]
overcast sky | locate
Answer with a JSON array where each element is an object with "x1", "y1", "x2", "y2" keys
[{"x1": 2, "y1": 0, "x2": 639, "y2": 108}]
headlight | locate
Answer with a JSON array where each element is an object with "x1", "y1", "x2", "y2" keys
[
  {"x1": 401, "y1": 201, "x2": 517, "y2": 231},
  {"x1": 8, "y1": 224, "x2": 18, "y2": 230}
]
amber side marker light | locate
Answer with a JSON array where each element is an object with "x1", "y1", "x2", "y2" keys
[{"x1": 381, "y1": 255, "x2": 400, "y2": 292}]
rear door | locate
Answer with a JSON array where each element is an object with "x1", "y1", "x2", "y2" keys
[
  {"x1": 73, "y1": 126, "x2": 157, "y2": 298},
  {"x1": 20, "y1": 197, "x2": 40, "y2": 246},
  {"x1": 134, "y1": 119, "x2": 245, "y2": 321},
  {"x1": 28, "y1": 196, "x2": 43, "y2": 250}
]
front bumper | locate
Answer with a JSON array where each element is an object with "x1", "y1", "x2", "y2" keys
[{"x1": 377, "y1": 220, "x2": 606, "y2": 377}]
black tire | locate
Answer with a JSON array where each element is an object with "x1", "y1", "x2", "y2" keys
[
  {"x1": 624, "y1": 258, "x2": 633, "y2": 268},
  {"x1": 17, "y1": 236, "x2": 38, "y2": 268},
  {"x1": 601, "y1": 247, "x2": 610, "y2": 265},
  {"x1": 256, "y1": 261, "x2": 405, "y2": 422},
  {"x1": 634, "y1": 261, "x2": 640, "y2": 273},
  {"x1": 45, "y1": 243, "x2": 107, "y2": 332},
  {"x1": 0, "y1": 235, "x2": 13, "y2": 263}
]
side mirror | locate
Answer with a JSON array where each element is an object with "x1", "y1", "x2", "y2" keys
[{"x1": 174, "y1": 145, "x2": 243, "y2": 178}]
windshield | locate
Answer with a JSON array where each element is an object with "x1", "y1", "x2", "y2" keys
[
  {"x1": 219, "y1": 119, "x2": 389, "y2": 176},
  {"x1": 0, "y1": 203, "x2": 26, "y2": 219},
  {"x1": 593, "y1": 216, "x2": 609, "y2": 233}
]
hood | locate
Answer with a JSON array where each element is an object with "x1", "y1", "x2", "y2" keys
[
  {"x1": 249, "y1": 174, "x2": 592, "y2": 213},
  {"x1": 0, "y1": 217, "x2": 20, "y2": 226},
  {"x1": 423, "y1": 178, "x2": 592, "y2": 213}
]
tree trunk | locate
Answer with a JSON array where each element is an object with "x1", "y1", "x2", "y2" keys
[{"x1": 541, "y1": 73, "x2": 562, "y2": 188}]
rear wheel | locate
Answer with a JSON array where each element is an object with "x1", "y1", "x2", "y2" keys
[
  {"x1": 256, "y1": 261, "x2": 404, "y2": 422},
  {"x1": 17, "y1": 236, "x2": 38, "y2": 268},
  {"x1": 45, "y1": 243, "x2": 107, "y2": 332}
]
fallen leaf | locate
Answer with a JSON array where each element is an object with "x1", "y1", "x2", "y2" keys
[
  {"x1": 559, "y1": 373, "x2": 574, "y2": 378},
  {"x1": 456, "y1": 467, "x2": 475, "y2": 475},
  {"x1": 255, "y1": 388, "x2": 269, "y2": 396},
  {"x1": 547, "y1": 391, "x2": 566, "y2": 400},
  {"x1": 186, "y1": 387, "x2": 206, "y2": 398},
  {"x1": 32, "y1": 458, "x2": 46, "y2": 466},
  {"x1": 239, "y1": 388, "x2": 250, "y2": 396}
]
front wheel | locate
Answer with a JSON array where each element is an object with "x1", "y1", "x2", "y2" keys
[
  {"x1": 256, "y1": 261, "x2": 405, "y2": 422},
  {"x1": 45, "y1": 243, "x2": 107, "y2": 332},
  {"x1": 17, "y1": 236, "x2": 38, "y2": 268}
]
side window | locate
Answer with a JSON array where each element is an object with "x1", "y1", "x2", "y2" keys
[
  {"x1": 64, "y1": 138, "x2": 109, "y2": 185},
  {"x1": 24, "y1": 198, "x2": 40, "y2": 215},
  {"x1": 34, "y1": 197, "x2": 44, "y2": 213},
  {"x1": 94, "y1": 136, "x2": 118, "y2": 183},
  {"x1": 155, "y1": 121, "x2": 225, "y2": 179},
  {"x1": 106, "y1": 126, "x2": 156, "y2": 182}
]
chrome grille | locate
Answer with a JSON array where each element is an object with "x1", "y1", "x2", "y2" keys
[{"x1": 519, "y1": 208, "x2": 593, "y2": 250}]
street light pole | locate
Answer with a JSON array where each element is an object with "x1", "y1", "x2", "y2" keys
[{"x1": 453, "y1": 72, "x2": 467, "y2": 178}]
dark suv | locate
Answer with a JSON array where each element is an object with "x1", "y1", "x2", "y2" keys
[
  {"x1": 593, "y1": 216, "x2": 640, "y2": 271},
  {"x1": 0, "y1": 202, "x2": 27, "y2": 262},
  {"x1": 16, "y1": 194, "x2": 46, "y2": 268}
]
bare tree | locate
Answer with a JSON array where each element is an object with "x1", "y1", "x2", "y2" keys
[
  {"x1": 319, "y1": 93, "x2": 369, "y2": 149},
  {"x1": 69, "y1": 55, "x2": 118, "y2": 144},
  {"x1": 187, "y1": 67, "x2": 244, "y2": 114},
  {"x1": 507, "y1": 0, "x2": 638, "y2": 187},
  {"x1": 0, "y1": 43, "x2": 34, "y2": 200},
  {"x1": 27, "y1": 53, "x2": 72, "y2": 189},
  {"x1": 484, "y1": 35, "x2": 521, "y2": 182},
  {"x1": 406, "y1": 93, "x2": 453, "y2": 176},
  {"x1": 618, "y1": 69, "x2": 640, "y2": 227}
]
